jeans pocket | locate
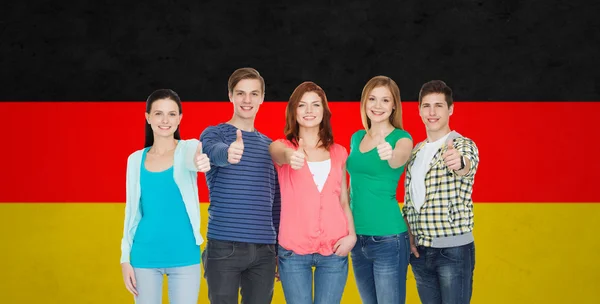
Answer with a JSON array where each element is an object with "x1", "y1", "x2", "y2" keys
[
  {"x1": 439, "y1": 246, "x2": 464, "y2": 262},
  {"x1": 206, "y1": 240, "x2": 236, "y2": 260},
  {"x1": 266, "y1": 244, "x2": 277, "y2": 255},
  {"x1": 372, "y1": 235, "x2": 398, "y2": 243},
  {"x1": 278, "y1": 245, "x2": 295, "y2": 258}
]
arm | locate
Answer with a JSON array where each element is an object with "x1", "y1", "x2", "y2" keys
[
  {"x1": 446, "y1": 138, "x2": 480, "y2": 178},
  {"x1": 269, "y1": 140, "x2": 293, "y2": 166},
  {"x1": 387, "y1": 137, "x2": 413, "y2": 169},
  {"x1": 182, "y1": 139, "x2": 200, "y2": 172},
  {"x1": 121, "y1": 154, "x2": 138, "y2": 295},
  {"x1": 269, "y1": 139, "x2": 305, "y2": 169},
  {"x1": 200, "y1": 127, "x2": 230, "y2": 167},
  {"x1": 333, "y1": 163, "x2": 357, "y2": 256}
]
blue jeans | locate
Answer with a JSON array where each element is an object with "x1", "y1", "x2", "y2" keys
[
  {"x1": 277, "y1": 245, "x2": 348, "y2": 304},
  {"x1": 409, "y1": 242, "x2": 476, "y2": 304},
  {"x1": 350, "y1": 232, "x2": 410, "y2": 304},
  {"x1": 133, "y1": 263, "x2": 201, "y2": 304}
]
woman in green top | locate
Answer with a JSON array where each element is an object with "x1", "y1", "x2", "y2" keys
[{"x1": 346, "y1": 76, "x2": 414, "y2": 304}]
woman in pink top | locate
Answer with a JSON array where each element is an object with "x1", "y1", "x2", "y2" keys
[{"x1": 269, "y1": 81, "x2": 356, "y2": 304}]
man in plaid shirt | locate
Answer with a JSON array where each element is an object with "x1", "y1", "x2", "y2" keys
[{"x1": 403, "y1": 80, "x2": 480, "y2": 304}]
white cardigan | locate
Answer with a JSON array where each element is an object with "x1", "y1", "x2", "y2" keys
[{"x1": 120, "y1": 139, "x2": 204, "y2": 263}]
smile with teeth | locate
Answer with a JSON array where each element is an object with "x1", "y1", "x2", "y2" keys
[
  {"x1": 158, "y1": 126, "x2": 171, "y2": 130},
  {"x1": 240, "y1": 106, "x2": 253, "y2": 111},
  {"x1": 303, "y1": 115, "x2": 316, "y2": 120},
  {"x1": 427, "y1": 118, "x2": 440, "y2": 123},
  {"x1": 371, "y1": 110, "x2": 385, "y2": 116}
]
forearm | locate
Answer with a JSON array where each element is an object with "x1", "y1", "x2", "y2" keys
[
  {"x1": 342, "y1": 200, "x2": 356, "y2": 236},
  {"x1": 269, "y1": 141, "x2": 292, "y2": 166}
]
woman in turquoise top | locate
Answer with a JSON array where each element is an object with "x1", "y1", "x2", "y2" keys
[
  {"x1": 346, "y1": 76, "x2": 414, "y2": 304},
  {"x1": 120, "y1": 89, "x2": 211, "y2": 304}
]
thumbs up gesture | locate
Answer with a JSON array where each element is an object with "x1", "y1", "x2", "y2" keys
[
  {"x1": 287, "y1": 138, "x2": 307, "y2": 170},
  {"x1": 194, "y1": 142, "x2": 211, "y2": 173},
  {"x1": 376, "y1": 129, "x2": 393, "y2": 161},
  {"x1": 442, "y1": 140, "x2": 462, "y2": 170},
  {"x1": 228, "y1": 129, "x2": 244, "y2": 164}
]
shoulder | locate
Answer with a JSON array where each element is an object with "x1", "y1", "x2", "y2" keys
[
  {"x1": 127, "y1": 149, "x2": 145, "y2": 168},
  {"x1": 350, "y1": 129, "x2": 366, "y2": 145},
  {"x1": 254, "y1": 130, "x2": 274, "y2": 144},
  {"x1": 201, "y1": 123, "x2": 232, "y2": 137},
  {"x1": 331, "y1": 143, "x2": 348, "y2": 158},
  {"x1": 392, "y1": 128, "x2": 413, "y2": 141}
]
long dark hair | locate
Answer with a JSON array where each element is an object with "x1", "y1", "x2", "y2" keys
[{"x1": 144, "y1": 89, "x2": 182, "y2": 147}]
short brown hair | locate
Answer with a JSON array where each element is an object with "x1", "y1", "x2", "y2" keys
[
  {"x1": 419, "y1": 80, "x2": 453, "y2": 107},
  {"x1": 360, "y1": 76, "x2": 404, "y2": 130},
  {"x1": 284, "y1": 82, "x2": 334, "y2": 150},
  {"x1": 227, "y1": 67, "x2": 265, "y2": 94}
]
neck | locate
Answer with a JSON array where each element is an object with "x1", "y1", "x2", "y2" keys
[
  {"x1": 369, "y1": 120, "x2": 394, "y2": 135},
  {"x1": 151, "y1": 136, "x2": 177, "y2": 154},
  {"x1": 299, "y1": 126, "x2": 321, "y2": 149},
  {"x1": 427, "y1": 126, "x2": 452, "y2": 142},
  {"x1": 228, "y1": 115, "x2": 255, "y2": 132}
]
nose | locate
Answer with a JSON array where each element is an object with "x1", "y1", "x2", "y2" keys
[
  {"x1": 306, "y1": 104, "x2": 313, "y2": 114},
  {"x1": 161, "y1": 114, "x2": 169, "y2": 123},
  {"x1": 243, "y1": 93, "x2": 251, "y2": 103},
  {"x1": 428, "y1": 106, "x2": 436, "y2": 116}
]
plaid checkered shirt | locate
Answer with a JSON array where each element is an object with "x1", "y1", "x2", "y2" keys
[{"x1": 402, "y1": 133, "x2": 480, "y2": 247}]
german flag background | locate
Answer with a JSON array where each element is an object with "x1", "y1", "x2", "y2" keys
[{"x1": 1, "y1": 1, "x2": 599, "y2": 303}]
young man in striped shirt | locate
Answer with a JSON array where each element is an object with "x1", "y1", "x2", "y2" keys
[
  {"x1": 403, "y1": 80, "x2": 480, "y2": 304},
  {"x1": 200, "y1": 67, "x2": 280, "y2": 304}
]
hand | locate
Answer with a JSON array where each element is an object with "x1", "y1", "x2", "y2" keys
[
  {"x1": 409, "y1": 235, "x2": 420, "y2": 258},
  {"x1": 287, "y1": 138, "x2": 306, "y2": 170},
  {"x1": 333, "y1": 234, "x2": 357, "y2": 257},
  {"x1": 121, "y1": 262, "x2": 138, "y2": 296},
  {"x1": 376, "y1": 129, "x2": 393, "y2": 161},
  {"x1": 274, "y1": 257, "x2": 280, "y2": 282},
  {"x1": 442, "y1": 140, "x2": 463, "y2": 171},
  {"x1": 228, "y1": 129, "x2": 244, "y2": 164},
  {"x1": 194, "y1": 142, "x2": 211, "y2": 172}
]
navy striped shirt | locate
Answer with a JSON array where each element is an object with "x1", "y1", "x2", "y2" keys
[{"x1": 200, "y1": 123, "x2": 281, "y2": 244}]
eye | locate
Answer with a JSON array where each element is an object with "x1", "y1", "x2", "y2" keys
[
  {"x1": 252, "y1": 93, "x2": 259, "y2": 96},
  {"x1": 368, "y1": 97, "x2": 375, "y2": 101},
  {"x1": 237, "y1": 92, "x2": 243, "y2": 96},
  {"x1": 298, "y1": 104, "x2": 305, "y2": 107},
  {"x1": 169, "y1": 113, "x2": 177, "y2": 116},
  {"x1": 383, "y1": 99, "x2": 390, "y2": 103}
]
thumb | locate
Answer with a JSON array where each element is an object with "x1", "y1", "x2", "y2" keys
[
  {"x1": 196, "y1": 142, "x2": 203, "y2": 155},
  {"x1": 446, "y1": 140, "x2": 455, "y2": 150},
  {"x1": 236, "y1": 129, "x2": 243, "y2": 143}
]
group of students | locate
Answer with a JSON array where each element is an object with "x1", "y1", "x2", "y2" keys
[{"x1": 119, "y1": 67, "x2": 480, "y2": 304}]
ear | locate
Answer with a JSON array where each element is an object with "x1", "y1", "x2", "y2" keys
[
  {"x1": 228, "y1": 91, "x2": 233, "y2": 103},
  {"x1": 145, "y1": 112, "x2": 150, "y2": 123},
  {"x1": 449, "y1": 104, "x2": 454, "y2": 116},
  {"x1": 178, "y1": 113, "x2": 183, "y2": 124}
]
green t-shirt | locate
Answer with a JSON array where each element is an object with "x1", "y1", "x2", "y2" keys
[{"x1": 347, "y1": 128, "x2": 412, "y2": 236}]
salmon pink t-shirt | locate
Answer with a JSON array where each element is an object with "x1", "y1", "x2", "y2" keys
[{"x1": 275, "y1": 139, "x2": 349, "y2": 256}]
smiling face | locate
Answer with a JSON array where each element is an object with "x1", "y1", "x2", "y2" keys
[
  {"x1": 296, "y1": 91, "x2": 323, "y2": 129},
  {"x1": 229, "y1": 78, "x2": 264, "y2": 120},
  {"x1": 145, "y1": 98, "x2": 182, "y2": 139},
  {"x1": 365, "y1": 86, "x2": 395, "y2": 125},
  {"x1": 419, "y1": 93, "x2": 453, "y2": 133}
]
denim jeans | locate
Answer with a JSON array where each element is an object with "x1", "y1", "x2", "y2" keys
[
  {"x1": 202, "y1": 239, "x2": 276, "y2": 304},
  {"x1": 350, "y1": 232, "x2": 410, "y2": 304},
  {"x1": 277, "y1": 245, "x2": 349, "y2": 304},
  {"x1": 409, "y1": 242, "x2": 476, "y2": 304},
  {"x1": 133, "y1": 263, "x2": 201, "y2": 304}
]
